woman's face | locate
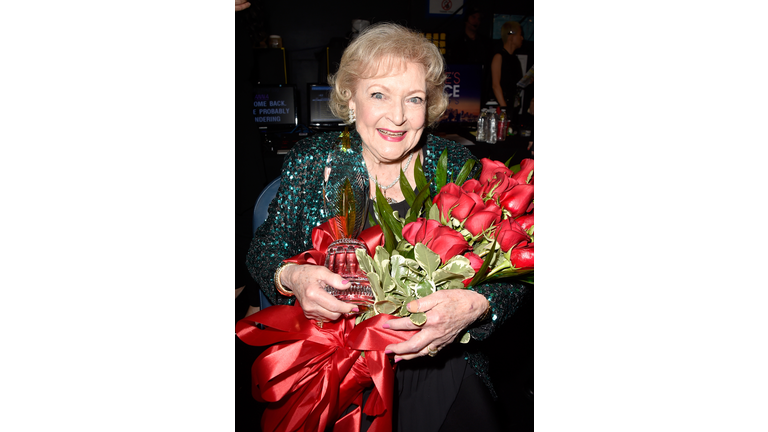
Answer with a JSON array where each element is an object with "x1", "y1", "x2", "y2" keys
[{"x1": 349, "y1": 61, "x2": 427, "y2": 164}]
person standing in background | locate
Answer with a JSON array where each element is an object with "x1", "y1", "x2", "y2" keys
[{"x1": 490, "y1": 21, "x2": 524, "y2": 110}]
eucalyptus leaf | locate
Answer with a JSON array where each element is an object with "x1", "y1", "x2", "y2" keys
[
  {"x1": 409, "y1": 312, "x2": 427, "y2": 326},
  {"x1": 414, "y1": 243, "x2": 440, "y2": 279}
]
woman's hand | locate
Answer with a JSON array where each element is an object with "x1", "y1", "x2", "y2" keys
[
  {"x1": 383, "y1": 289, "x2": 489, "y2": 361},
  {"x1": 281, "y1": 264, "x2": 359, "y2": 323}
]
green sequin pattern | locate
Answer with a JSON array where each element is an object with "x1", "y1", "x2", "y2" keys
[{"x1": 246, "y1": 129, "x2": 529, "y2": 397}]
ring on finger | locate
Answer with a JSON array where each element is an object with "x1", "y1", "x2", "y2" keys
[
  {"x1": 427, "y1": 345, "x2": 439, "y2": 357},
  {"x1": 315, "y1": 319, "x2": 325, "y2": 329}
]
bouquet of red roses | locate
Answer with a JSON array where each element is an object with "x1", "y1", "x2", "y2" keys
[{"x1": 355, "y1": 152, "x2": 533, "y2": 334}]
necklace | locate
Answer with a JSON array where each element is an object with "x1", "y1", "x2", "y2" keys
[{"x1": 364, "y1": 151, "x2": 415, "y2": 204}]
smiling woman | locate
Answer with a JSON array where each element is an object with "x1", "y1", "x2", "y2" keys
[{"x1": 244, "y1": 22, "x2": 529, "y2": 432}]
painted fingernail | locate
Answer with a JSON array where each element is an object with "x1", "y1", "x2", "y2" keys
[
  {"x1": 382, "y1": 322, "x2": 390, "y2": 329},
  {"x1": 351, "y1": 307, "x2": 360, "y2": 313},
  {"x1": 341, "y1": 279, "x2": 350, "y2": 285},
  {"x1": 394, "y1": 357, "x2": 402, "y2": 363},
  {"x1": 384, "y1": 349, "x2": 393, "y2": 354}
]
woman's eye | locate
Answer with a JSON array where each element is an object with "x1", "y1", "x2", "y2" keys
[
  {"x1": 371, "y1": 92, "x2": 384, "y2": 100},
  {"x1": 408, "y1": 97, "x2": 424, "y2": 104}
]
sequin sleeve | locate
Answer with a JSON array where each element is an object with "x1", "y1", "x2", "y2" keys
[{"x1": 245, "y1": 133, "x2": 337, "y2": 306}]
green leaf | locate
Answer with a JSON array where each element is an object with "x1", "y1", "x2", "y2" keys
[
  {"x1": 467, "y1": 238, "x2": 498, "y2": 287},
  {"x1": 504, "y1": 153, "x2": 517, "y2": 168},
  {"x1": 404, "y1": 186, "x2": 432, "y2": 224},
  {"x1": 459, "y1": 331, "x2": 471, "y2": 344},
  {"x1": 428, "y1": 202, "x2": 440, "y2": 222},
  {"x1": 526, "y1": 169, "x2": 534, "y2": 184},
  {"x1": 432, "y1": 255, "x2": 474, "y2": 284},
  {"x1": 413, "y1": 154, "x2": 429, "y2": 194},
  {"x1": 355, "y1": 248, "x2": 375, "y2": 275},
  {"x1": 455, "y1": 159, "x2": 477, "y2": 186},
  {"x1": 375, "y1": 300, "x2": 399, "y2": 315},
  {"x1": 396, "y1": 239, "x2": 415, "y2": 260},
  {"x1": 409, "y1": 312, "x2": 427, "y2": 326},
  {"x1": 399, "y1": 167, "x2": 416, "y2": 207},
  {"x1": 367, "y1": 272, "x2": 384, "y2": 301},
  {"x1": 415, "y1": 279, "x2": 435, "y2": 297},
  {"x1": 367, "y1": 210, "x2": 378, "y2": 228},
  {"x1": 414, "y1": 243, "x2": 440, "y2": 279},
  {"x1": 435, "y1": 149, "x2": 448, "y2": 192}
]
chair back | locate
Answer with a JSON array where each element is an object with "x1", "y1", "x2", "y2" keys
[{"x1": 253, "y1": 176, "x2": 281, "y2": 233}]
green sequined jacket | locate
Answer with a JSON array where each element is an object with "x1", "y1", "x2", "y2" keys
[{"x1": 246, "y1": 130, "x2": 529, "y2": 396}]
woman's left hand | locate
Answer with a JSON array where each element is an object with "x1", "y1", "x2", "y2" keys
[{"x1": 383, "y1": 289, "x2": 489, "y2": 362}]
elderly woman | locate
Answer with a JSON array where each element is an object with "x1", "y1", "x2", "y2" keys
[{"x1": 246, "y1": 23, "x2": 528, "y2": 431}]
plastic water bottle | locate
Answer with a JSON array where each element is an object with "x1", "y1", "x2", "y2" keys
[
  {"x1": 487, "y1": 109, "x2": 498, "y2": 144},
  {"x1": 476, "y1": 109, "x2": 487, "y2": 142}
]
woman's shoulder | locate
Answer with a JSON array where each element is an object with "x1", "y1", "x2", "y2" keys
[{"x1": 424, "y1": 134, "x2": 478, "y2": 180}]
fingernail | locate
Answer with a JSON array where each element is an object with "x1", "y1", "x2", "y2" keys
[
  {"x1": 382, "y1": 322, "x2": 390, "y2": 329},
  {"x1": 351, "y1": 307, "x2": 360, "y2": 313},
  {"x1": 384, "y1": 349, "x2": 393, "y2": 354},
  {"x1": 394, "y1": 357, "x2": 402, "y2": 363},
  {"x1": 341, "y1": 279, "x2": 350, "y2": 285}
]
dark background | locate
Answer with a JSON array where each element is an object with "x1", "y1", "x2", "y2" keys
[{"x1": 236, "y1": 1, "x2": 533, "y2": 430}]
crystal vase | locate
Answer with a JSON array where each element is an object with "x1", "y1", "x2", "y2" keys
[{"x1": 321, "y1": 128, "x2": 374, "y2": 311}]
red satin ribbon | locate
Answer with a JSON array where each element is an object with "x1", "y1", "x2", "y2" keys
[
  {"x1": 236, "y1": 304, "x2": 417, "y2": 432},
  {"x1": 284, "y1": 221, "x2": 384, "y2": 266}
]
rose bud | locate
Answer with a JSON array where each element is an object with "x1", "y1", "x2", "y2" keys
[
  {"x1": 511, "y1": 158, "x2": 534, "y2": 184},
  {"x1": 495, "y1": 218, "x2": 531, "y2": 252},
  {"x1": 462, "y1": 252, "x2": 484, "y2": 287},
  {"x1": 499, "y1": 184, "x2": 534, "y2": 218},
  {"x1": 510, "y1": 245, "x2": 534, "y2": 269},
  {"x1": 479, "y1": 158, "x2": 512, "y2": 185},
  {"x1": 515, "y1": 213, "x2": 534, "y2": 232},
  {"x1": 461, "y1": 178, "x2": 483, "y2": 195},
  {"x1": 464, "y1": 202, "x2": 502, "y2": 236},
  {"x1": 402, "y1": 218, "x2": 470, "y2": 263}
]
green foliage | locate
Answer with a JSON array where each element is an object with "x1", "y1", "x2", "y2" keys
[
  {"x1": 435, "y1": 149, "x2": 448, "y2": 192},
  {"x1": 455, "y1": 159, "x2": 476, "y2": 186}
]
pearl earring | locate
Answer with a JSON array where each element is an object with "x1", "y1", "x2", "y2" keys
[{"x1": 349, "y1": 108, "x2": 356, "y2": 123}]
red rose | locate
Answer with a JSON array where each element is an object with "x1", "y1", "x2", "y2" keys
[
  {"x1": 461, "y1": 178, "x2": 483, "y2": 195},
  {"x1": 479, "y1": 158, "x2": 512, "y2": 185},
  {"x1": 464, "y1": 202, "x2": 502, "y2": 236},
  {"x1": 462, "y1": 252, "x2": 484, "y2": 287},
  {"x1": 499, "y1": 184, "x2": 534, "y2": 218},
  {"x1": 511, "y1": 158, "x2": 534, "y2": 185},
  {"x1": 433, "y1": 183, "x2": 483, "y2": 222},
  {"x1": 402, "y1": 218, "x2": 470, "y2": 264},
  {"x1": 495, "y1": 218, "x2": 531, "y2": 252},
  {"x1": 515, "y1": 212, "x2": 534, "y2": 232},
  {"x1": 510, "y1": 245, "x2": 534, "y2": 269},
  {"x1": 481, "y1": 175, "x2": 519, "y2": 202}
]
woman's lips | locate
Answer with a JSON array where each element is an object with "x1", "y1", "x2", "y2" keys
[{"x1": 377, "y1": 129, "x2": 406, "y2": 142}]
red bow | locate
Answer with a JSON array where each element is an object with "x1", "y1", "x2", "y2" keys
[{"x1": 236, "y1": 305, "x2": 416, "y2": 431}]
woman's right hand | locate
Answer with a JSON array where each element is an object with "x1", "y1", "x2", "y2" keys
[{"x1": 281, "y1": 264, "x2": 359, "y2": 322}]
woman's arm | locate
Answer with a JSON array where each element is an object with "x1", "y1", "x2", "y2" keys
[{"x1": 490, "y1": 53, "x2": 506, "y2": 107}]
